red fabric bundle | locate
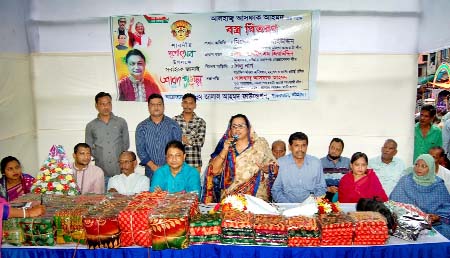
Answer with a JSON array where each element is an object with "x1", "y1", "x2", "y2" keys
[
  {"x1": 253, "y1": 214, "x2": 287, "y2": 231},
  {"x1": 349, "y1": 211, "x2": 388, "y2": 245},
  {"x1": 221, "y1": 210, "x2": 254, "y2": 229},
  {"x1": 118, "y1": 191, "x2": 167, "y2": 247},
  {"x1": 82, "y1": 216, "x2": 121, "y2": 249},
  {"x1": 288, "y1": 236, "x2": 320, "y2": 247},
  {"x1": 319, "y1": 213, "x2": 354, "y2": 246},
  {"x1": 287, "y1": 216, "x2": 319, "y2": 231}
]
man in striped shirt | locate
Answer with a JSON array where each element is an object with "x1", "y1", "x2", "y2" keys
[
  {"x1": 173, "y1": 93, "x2": 206, "y2": 172},
  {"x1": 136, "y1": 94, "x2": 182, "y2": 181}
]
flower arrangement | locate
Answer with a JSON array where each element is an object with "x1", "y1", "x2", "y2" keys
[
  {"x1": 31, "y1": 145, "x2": 80, "y2": 196},
  {"x1": 316, "y1": 197, "x2": 340, "y2": 215},
  {"x1": 211, "y1": 194, "x2": 248, "y2": 213}
]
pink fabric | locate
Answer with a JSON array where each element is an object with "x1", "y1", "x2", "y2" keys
[{"x1": 338, "y1": 169, "x2": 388, "y2": 203}]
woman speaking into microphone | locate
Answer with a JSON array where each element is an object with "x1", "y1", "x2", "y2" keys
[{"x1": 202, "y1": 114, "x2": 278, "y2": 203}]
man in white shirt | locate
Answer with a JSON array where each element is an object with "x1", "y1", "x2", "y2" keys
[
  {"x1": 429, "y1": 146, "x2": 450, "y2": 193},
  {"x1": 368, "y1": 139, "x2": 406, "y2": 195},
  {"x1": 107, "y1": 151, "x2": 149, "y2": 195}
]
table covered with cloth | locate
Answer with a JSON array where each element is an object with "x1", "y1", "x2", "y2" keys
[{"x1": 2, "y1": 203, "x2": 450, "y2": 258}]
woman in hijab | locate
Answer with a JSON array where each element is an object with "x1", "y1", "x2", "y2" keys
[
  {"x1": 201, "y1": 114, "x2": 277, "y2": 203},
  {"x1": 390, "y1": 154, "x2": 450, "y2": 238}
]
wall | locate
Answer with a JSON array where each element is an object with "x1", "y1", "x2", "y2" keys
[
  {"x1": 0, "y1": 0, "x2": 37, "y2": 173},
  {"x1": 2, "y1": 0, "x2": 422, "y2": 175},
  {"x1": 418, "y1": 0, "x2": 450, "y2": 53}
]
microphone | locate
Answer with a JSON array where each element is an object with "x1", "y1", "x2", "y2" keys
[{"x1": 230, "y1": 135, "x2": 238, "y2": 146}]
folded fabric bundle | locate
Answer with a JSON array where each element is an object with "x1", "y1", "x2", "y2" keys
[
  {"x1": 288, "y1": 236, "x2": 320, "y2": 247},
  {"x1": 190, "y1": 234, "x2": 221, "y2": 242},
  {"x1": 149, "y1": 194, "x2": 197, "y2": 250},
  {"x1": 288, "y1": 229, "x2": 321, "y2": 238},
  {"x1": 255, "y1": 239, "x2": 286, "y2": 246},
  {"x1": 221, "y1": 227, "x2": 254, "y2": 237},
  {"x1": 190, "y1": 240, "x2": 221, "y2": 245},
  {"x1": 319, "y1": 213, "x2": 353, "y2": 246},
  {"x1": 221, "y1": 237, "x2": 255, "y2": 245},
  {"x1": 287, "y1": 216, "x2": 319, "y2": 231},
  {"x1": 255, "y1": 229, "x2": 287, "y2": 235},
  {"x1": 253, "y1": 214, "x2": 287, "y2": 231},
  {"x1": 3, "y1": 219, "x2": 24, "y2": 245},
  {"x1": 120, "y1": 230, "x2": 151, "y2": 247},
  {"x1": 85, "y1": 232, "x2": 120, "y2": 249},
  {"x1": 190, "y1": 213, "x2": 222, "y2": 227},
  {"x1": 54, "y1": 207, "x2": 88, "y2": 244},
  {"x1": 189, "y1": 225, "x2": 221, "y2": 236},
  {"x1": 348, "y1": 211, "x2": 388, "y2": 245},
  {"x1": 83, "y1": 215, "x2": 121, "y2": 249},
  {"x1": 255, "y1": 232, "x2": 288, "y2": 240},
  {"x1": 286, "y1": 215, "x2": 321, "y2": 246},
  {"x1": 221, "y1": 210, "x2": 254, "y2": 229},
  {"x1": 118, "y1": 195, "x2": 159, "y2": 247}
]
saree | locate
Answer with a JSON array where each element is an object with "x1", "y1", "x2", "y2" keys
[
  {"x1": 201, "y1": 124, "x2": 277, "y2": 203},
  {"x1": 338, "y1": 169, "x2": 388, "y2": 203},
  {"x1": 0, "y1": 173, "x2": 35, "y2": 202}
]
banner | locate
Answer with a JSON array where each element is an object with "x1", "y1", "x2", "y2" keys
[{"x1": 111, "y1": 11, "x2": 319, "y2": 102}]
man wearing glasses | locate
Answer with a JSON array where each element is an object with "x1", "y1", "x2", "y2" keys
[
  {"x1": 150, "y1": 140, "x2": 201, "y2": 195},
  {"x1": 107, "y1": 151, "x2": 149, "y2": 195}
]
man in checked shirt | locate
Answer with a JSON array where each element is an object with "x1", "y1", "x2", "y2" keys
[{"x1": 173, "y1": 93, "x2": 206, "y2": 172}]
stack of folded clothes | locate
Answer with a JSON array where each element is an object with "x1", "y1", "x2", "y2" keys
[
  {"x1": 54, "y1": 206, "x2": 88, "y2": 244},
  {"x1": 221, "y1": 210, "x2": 255, "y2": 245},
  {"x1": 189, "y1": 213, "x2": 222, "y2": 244},
  {"x1": 319, "y1": 213, "x2": 354, "y2": 245},
  {"x1": 253, "y1": 214, "x2": 287, "y2": 246},
  {"x1": 82, "y1": 195, "x2": 131, "y2": 249},
  {"x1": 118, "y1": 191, "x2": 166, "y2": 247},
  {"x1": 149, "y1": 193, "x2": 197, "y2": 250},
  {"x1": 348, "y1": 211, "x2": 389, "y2": 245},
  {"x1": 9, "y1": 213, "x2": 56, "y2": 246},
  {"x1": 286, "y1": 216, "x2": 320, "y2": 246}
]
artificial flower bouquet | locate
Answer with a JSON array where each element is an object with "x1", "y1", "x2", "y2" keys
[{"x1": 31, "y1": 145, "x2": 79, "y2": 195}]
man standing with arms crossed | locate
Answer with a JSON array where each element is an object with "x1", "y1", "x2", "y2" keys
[
  {"x1": 85, "y1": 92, "x2": 130, "y2": 189},
  {"x1": 173, "y1": 93, "x2": 206, "y2": 172}
]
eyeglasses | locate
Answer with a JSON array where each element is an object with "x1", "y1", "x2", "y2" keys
[
  {"x1": 231, "y1": 124, "x2": 247, "y2": 130},
  {"x1": 118, "y1": 160, "x2": 134, "y2": 165}
]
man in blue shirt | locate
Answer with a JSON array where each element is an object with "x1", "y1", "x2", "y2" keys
[
  {"x1": 320, "y1": 138, "x2": 350, "y2": 201},
  {"x1": 136, "y1": 94, "x2": 182, "y2": 181},
  {"x1": 272, "y1": 132, "x2": 327, "y2": 203},
  {"x1": 150, "y1": 140, "x2": 201, "y2": 195}
]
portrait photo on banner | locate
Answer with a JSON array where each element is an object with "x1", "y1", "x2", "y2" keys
[{"x1": 110, "y1": 11, "x2": 319, "y2": 102}]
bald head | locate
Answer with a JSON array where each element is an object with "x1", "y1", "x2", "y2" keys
[{"x1": 272, "y1": 140, "x2": 286, "y2": 159}]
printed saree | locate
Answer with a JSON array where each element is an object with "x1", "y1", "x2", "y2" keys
[{"x1": 202, "y1": 124, "x2": 277, "y2": 203}]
